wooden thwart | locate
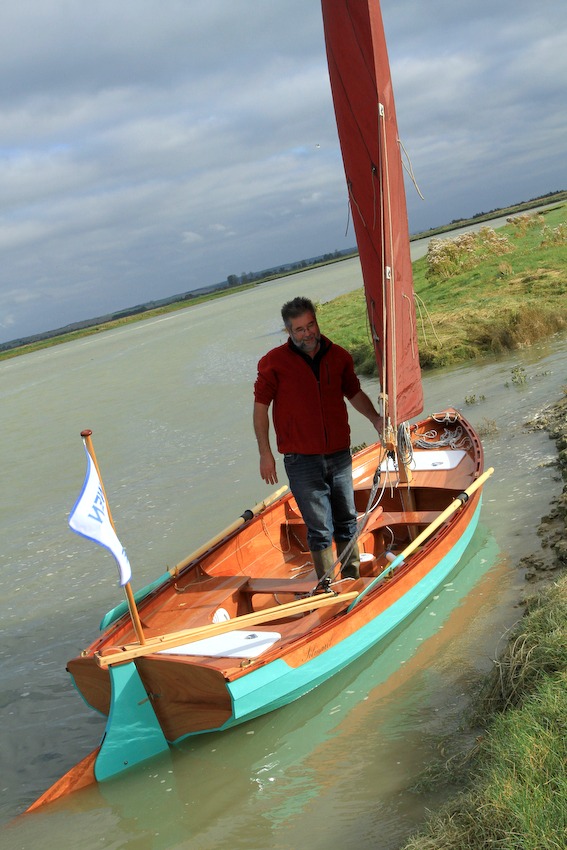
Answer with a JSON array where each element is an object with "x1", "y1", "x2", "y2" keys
[
  {"x1": 349, "y1": 467, "x2": 495, "y2": 610},
  {"x1": 95, "y1": 589, "x2": 358, "y2": 668},
  {"x1": 242, "y1": 577, "x2": 316, "y2": 595}
]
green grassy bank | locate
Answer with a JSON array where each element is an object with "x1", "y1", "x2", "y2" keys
[
  {"x1": 400, "y1": 391, "x2": 567, "y2": 850},
  {"x1": 319, "y1": 203, "x2": 567, "y2": 375}
]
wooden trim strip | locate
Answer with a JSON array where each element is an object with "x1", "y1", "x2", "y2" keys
[{"x1": 95, "y1": 589, "x2": 358, "y2": 668}]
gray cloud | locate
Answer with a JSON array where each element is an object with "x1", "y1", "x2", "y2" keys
[{"x1": 1, "y1": 0, "x2": 566, "y2": 342}]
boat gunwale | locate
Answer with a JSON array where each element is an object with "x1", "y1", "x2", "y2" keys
[{"x1": 74, "y1": 482, "x2": 483, "y2": 677}]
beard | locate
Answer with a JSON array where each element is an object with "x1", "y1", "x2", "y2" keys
[{"x1": 290, "y1": 331, "x2": 321, "y2": 352}]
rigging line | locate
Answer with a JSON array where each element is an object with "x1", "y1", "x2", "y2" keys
[
  {"x1": 414, "y1": 292, "x2": 443, "y2": 347},
  {"x1": 261, "y1": 515, "x2": 291, "y2": 554},
  {"x1": 344, "y1": 196, "x2": 352, "y2": 238},
  {"x1": 367, "y1": 460, "x2": 391, "y2": 512},
  {"x1": 414, "y1": 293, "x2": 428, "y2": 344},
  {"x1": 414, "y1": 425, "x2": 472, "y2": 451},
  {"x1": 348, "y1": 181, "x2": 367, "y2": 229},
  {"x1": 402, "y1": 293, "x2": 417, "y2": 360},
  {"x1": 371, "y1": 97, "x2": 383, "y2": 234},
  {"x1": 397, "y1": 422, "x2": 414, "y2": 469},
  {"x1": 371, "y1": 163, "x2": 378, "y2": 231},
  {"x1": 399, "y1": 136, "x2": 425, "y2": 201},
  {"x1": 354, "y1": 442, "x2": 390, "y2": 539},
  {"x1": 370, "y1": 296, "x2": 387, "y2": 430}
]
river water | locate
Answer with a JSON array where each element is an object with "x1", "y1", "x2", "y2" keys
[{"x1": 1, "y1": 262, "x2": 565, "y2": 849}]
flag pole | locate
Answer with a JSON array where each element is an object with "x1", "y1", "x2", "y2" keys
[{"x1": 80, "y1": 430, "x2": 146, "y2": 646}]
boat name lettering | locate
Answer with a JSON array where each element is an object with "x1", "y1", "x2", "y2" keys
[{"x1": 87, "y1": 486, "x2": 107, "y2": 524}]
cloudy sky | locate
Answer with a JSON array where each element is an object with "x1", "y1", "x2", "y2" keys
[{"x1": 1, "y1": 0, "x2": 566, "y2": 344}]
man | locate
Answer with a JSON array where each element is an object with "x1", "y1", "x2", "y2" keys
[{"x1": 253, "y1": 296, "x2": 382, "y2": 582}]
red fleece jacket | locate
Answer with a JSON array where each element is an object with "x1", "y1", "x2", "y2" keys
[{"x1": 254, "y1": 336, "x2": 361, "y2": 455}]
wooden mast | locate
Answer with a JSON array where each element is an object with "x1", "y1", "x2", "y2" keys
[{"x1": 81, "y1": 429, "x2": 146, "y2": 646}]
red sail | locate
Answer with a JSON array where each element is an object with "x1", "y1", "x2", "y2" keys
[{"x1": 321, "y1": 0, "x2": 423, "y2": 427}]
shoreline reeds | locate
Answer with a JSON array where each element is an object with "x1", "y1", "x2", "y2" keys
[{"x1": 400, "y1": 392, "x2": 567, "y2": 850}]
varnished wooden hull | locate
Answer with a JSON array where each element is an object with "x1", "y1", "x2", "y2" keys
[{"x1": 67, "y1": 410, "x2": 485, "y2": 745}]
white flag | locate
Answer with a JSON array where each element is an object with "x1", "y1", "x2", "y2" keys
[{"x1": 69, "y1": 445, "x2": 132, "y2": 587}]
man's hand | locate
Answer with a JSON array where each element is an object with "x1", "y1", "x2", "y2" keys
[
  {"x1": 349, "y1": 390, "x2": 383, "y2": 435},
  {"x1": 259, "y1": 450, "x2": 278, "y2": 485},
  {"x1": 254, "y1": 401, "x2": 279, "y2": 484}
]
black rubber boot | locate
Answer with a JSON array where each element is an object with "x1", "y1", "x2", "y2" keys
[
  {"x1": 336, "y1": 539, "x2": 360, "y2": 580},
  {"x1": 310, "y1": 546, "x2": 336, "y2": 580}
]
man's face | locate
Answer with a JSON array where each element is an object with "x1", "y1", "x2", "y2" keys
[{"x1": 288, "y1": 311, "x2": 321, "y2": 354}]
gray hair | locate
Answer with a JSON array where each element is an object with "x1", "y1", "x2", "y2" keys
[{"x1": 281, "y1": 296, "x2": 317, "y2": 329}]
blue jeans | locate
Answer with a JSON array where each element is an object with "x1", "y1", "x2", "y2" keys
[{"x1": 283, "y1": 450, "x2": 357, "y2": 552}]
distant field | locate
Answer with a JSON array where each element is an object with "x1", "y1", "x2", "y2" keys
[{"x1": 1, "y1": 191, "x2": 566, "y2": 363}]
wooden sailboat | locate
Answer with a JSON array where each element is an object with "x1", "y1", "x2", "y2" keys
[{"x1": 26, "y1": 0, "x2": 491, "y2": 811}]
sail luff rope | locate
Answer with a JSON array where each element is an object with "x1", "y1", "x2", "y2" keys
[
  {"x1": 372, "y1": 165, "x2": 378, "y2": 231},
  {"x1": 373, "y1": 104, "x2": 388, "y2": 428},
  {"x1": 379, "y1": 100, "x2": 398, "y2": 428}
]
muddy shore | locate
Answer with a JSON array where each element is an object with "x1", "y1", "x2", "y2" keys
[{"x1": 521, "y1": 390, "x2": 567, "y2": 595}]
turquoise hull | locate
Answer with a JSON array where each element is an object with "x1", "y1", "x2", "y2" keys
[
  {"x1": 75, "y1": 492, "x2": 488, "y2": 784},
  {"x1": 181, "y1": 498, "x2": 483, "y2": 740}
]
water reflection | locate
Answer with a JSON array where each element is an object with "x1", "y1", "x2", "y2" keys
[{"x1": 8, "y1": 526, "x2": 501, "y2": 849}]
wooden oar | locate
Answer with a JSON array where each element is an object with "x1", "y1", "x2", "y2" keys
[
  {"x1": 100, "y1": 485, "x2": 289, "y2": 631},
  {"x1": 348, "y1": 467, "x2": 494, "y2": 610},
  {"x1": 95, "y1": 589, "x2": 358, "y2": 668},
  {"x1": 168, "y1": 485, "x2": 289, "y2": 576}
]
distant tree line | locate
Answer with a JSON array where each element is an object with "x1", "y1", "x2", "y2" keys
[
  {"x1": 226, "y1": 249, "x2": 352, "y2": 288},
  {"x1": 0, "y1": 249, "x2": 355, "y2": 352}
]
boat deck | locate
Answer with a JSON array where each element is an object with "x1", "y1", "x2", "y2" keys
[
  {"x1": 94, "y1": 422, "x2": 481, "y2": 660},
  {"x1": 65, "y1": 410, "x2": 485, "y2": 751}
]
